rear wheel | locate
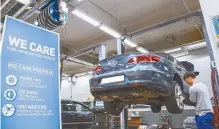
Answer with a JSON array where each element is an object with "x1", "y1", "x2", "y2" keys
[
  {"x1": 151, "y1": 105, "x2": 161, "y2": 113},
  {"x1": 104, "y1": 101, "x2": 123, "y2": 116},
  {"x1": 165, "y1": 81, "x2": 184, "y2": 114}
]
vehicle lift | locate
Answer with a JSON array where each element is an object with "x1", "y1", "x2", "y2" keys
[
  {"x1": 59, "y1": 10, "x2": 219, "y2": 129},
  {"x1": 113, "y1": 12, "x2": 219, "y2": 128},
  {"x1": 85, "y1": 39, "x2": 129, "y2": 129}
]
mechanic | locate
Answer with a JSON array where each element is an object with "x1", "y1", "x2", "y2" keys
[{"x1": 183, "y1": 72, "x2": 214, "y2": 129}]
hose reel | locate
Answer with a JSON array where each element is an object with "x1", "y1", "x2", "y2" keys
[{"x1": 36, "y1": 1, "x2": 68, "y2": 30}]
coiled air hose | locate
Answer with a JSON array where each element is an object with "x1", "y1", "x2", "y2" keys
[{"x1": 36, "y1": 1, "x2": 67, "y2": 30}]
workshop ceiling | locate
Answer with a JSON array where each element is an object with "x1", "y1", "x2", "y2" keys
[
  {"x1": 1, "y1": 0, "x2": 203, "y2": 75},
  {"x1": 57, "y1": 0, "x2": 201, "y2": 52}
]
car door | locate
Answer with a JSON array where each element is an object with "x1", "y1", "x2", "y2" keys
[
  {"x1": 71, "y1": 101, "x2": 93, "y2": 123},
  {"x1": 62, "y1": 101, "x2": 93, "y2": 129},
  {"x1": 62, "y1": 101, "x2": 78, "y2": 128}
]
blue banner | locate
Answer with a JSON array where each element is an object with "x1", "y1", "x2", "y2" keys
[
  {"x1": 212, "y1": 16, "x2": 219, "y2": 39},
  {"x1": 0, "y1": 16, "x2": 61, "y2": 129}
]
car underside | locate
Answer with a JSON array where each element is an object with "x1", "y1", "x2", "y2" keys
[{"x1": 90, "y1": 53, "x2": 191, "y2": 115}]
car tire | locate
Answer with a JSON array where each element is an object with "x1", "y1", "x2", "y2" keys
[
  {"x1": 104, "y1": 101, "x2": 123, "y2": 116},
  {"x1": 151, "y1": 105, "x2": 161, "y2": 113},
  {"x1": 165, "y1": 80, "x2": 184, "y2": 114}
]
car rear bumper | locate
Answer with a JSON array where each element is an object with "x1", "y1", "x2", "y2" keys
[{"x1": 90, "y1": 67, "x2": 173, "y2": 96}]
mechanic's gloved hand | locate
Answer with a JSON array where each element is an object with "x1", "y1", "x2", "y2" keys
[
  {"x1": 182, "y1": 99, "x2": 187, "y2": 104},
  {"x1": 182, "y1": 98, "x2": 196, "y2": 106}
]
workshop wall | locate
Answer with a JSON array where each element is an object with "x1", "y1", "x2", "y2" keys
[
  {"x1": 61, "y1": 47, "x2": 212, "y2": 101},
  {"x1": 61, "y1": 74, "x2": 93, "y2": 102}
]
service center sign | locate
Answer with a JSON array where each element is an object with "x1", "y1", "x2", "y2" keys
[{"x1": 0, "y1": 16, "x2": 61, "y2": 129}]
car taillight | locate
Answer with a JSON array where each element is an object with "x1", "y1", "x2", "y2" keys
[
  {"x1": 93, "y1": 65, "x2": 102, "y2": 72},
  {"x1": 128, "y1": 55, "x2": 160, "y2": 64}
]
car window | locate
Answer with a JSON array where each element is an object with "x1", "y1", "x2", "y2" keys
[
  {"x1": 61, "y1": 101, "x2": 77, "y2": 111},
  {"x1": 79, "y1": 102, "x2": 91, "y2": 112},
  {"x1": 61, "y1": 101, "x2": 92, "y2": 113}
]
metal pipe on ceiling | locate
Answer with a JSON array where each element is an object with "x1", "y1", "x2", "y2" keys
[
  {"x1": 182, "y1": 0, "x2": 204, "y2": 39},
  {"x1": 13, "y1": 0, "x2": 36, "y2": 18},
  {"x1": 0, "y1": 0, "x2": 12, "y2": 11},
  {"x1": 61, "y1": 44, "x2": 98, "y2": 59},
  {"x1": 128, "y1": 10, "x2": 201, "y2": 38},
  {"x1": 65, "y1": 44, "x2": 102, "y2": 58},
  {"x1": 20, "y1": 0, "x2": 49, "y2": 20}
]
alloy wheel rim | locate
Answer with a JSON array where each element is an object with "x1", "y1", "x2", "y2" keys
[{"x1": 175, "y1": 84, "x2": 184, "y2": 109}]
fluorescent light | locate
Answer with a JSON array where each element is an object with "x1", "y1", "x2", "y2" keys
[
  {"x1": 165, "y1": 47, "x2": 182, "y2": 53},
  {"x1": 75, "y1": 72, "x2": 87, "y2": 77},
  {"x1": 87, "y1": 71, "x2": 93, "y2": 74},
  {"x1": 173, "y1": 51, "x2": 188, "y2": 58},
  {"x1": 16, "y1": 0, "x2": 30, "y2": 4},
  {"x1": 136, "y1": 46, "x2": 149, "y2": 53},
  {"x1": 72, "y1": 9, "x2": 101, "y2": 26},
  {"x1": 99, "y1": 24, "x2": 122, "y2": 38},
  {"x1": 124, "y1": 39, "x2": 137, "y2": 47},
  {"x1": 67, "y1": 57, "x2": 94, "y2": 67},
  {"x1": 185, "y1": 42, "x2": 207, "y2": 50}
]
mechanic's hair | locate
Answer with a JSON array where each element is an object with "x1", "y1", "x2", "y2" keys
[{"x1": 183, "y1": 72, "x2": 196, "y2": 80}]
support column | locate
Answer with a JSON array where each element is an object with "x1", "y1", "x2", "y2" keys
[
  {"x1": 199, "y1": 1, "x2": 219, "y2": 127},
  {"x1": 199, "y1": 0, "x2": 219, "y2": 71},
  {"x1": 117, "y1": 38, "x2": 125, "y2": 55},
  {"x1": 120, "y1": 106, "x2": 128, "y2": 129},
  {"x1": 99, "y1": 44, "x2": 106, "y2": 61}
]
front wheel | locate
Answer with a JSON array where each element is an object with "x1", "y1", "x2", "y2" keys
[{"x1": 165, "y1": 81, "x2": 184, "y2": 114}]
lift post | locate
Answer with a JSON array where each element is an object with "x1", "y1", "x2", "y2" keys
[
  {"x1": 120, "y1": 106, "x2": 129, "y2": 129},
  {"x1": 200, "y1": 11, "x2": 219, "y2": 128},
  {"x1": 117, "y1": 38, "x2": 125, "y2": 55},
  {"x1": 117, "y1": 38, "x2": 129, "y2": 129},
  {"x1": 91, "y1": 44, "x2": 109, "y2": 129}
]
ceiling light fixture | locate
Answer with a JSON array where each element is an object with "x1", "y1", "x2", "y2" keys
[
  {"x1": 165, "y1": 47, "x2": 182, "y2": 53},
  {"x1": 99, "y1": 24, "x2": 122, "y2": 38},
  {"x1": 136, "y1": 46, "x2": 149, "y2": 53},
  {"x1": 72, "y1": 9, "x2": 101, "y2": 26},
  {"x1": 173, "y1": 51, "x2": 189, "y2": 58},
  {"x1": 75, "y1": 72, "x2": 87, "y2": 77},
  {"x1": 185, "y1": 42, "x2": 207, "y2": 50},
  {"x1": 16, "y1": 0, "x2": 30, "y2": 4},
  {"x1": 124, "y1": 39, "x2": 137, "y2": 47}
]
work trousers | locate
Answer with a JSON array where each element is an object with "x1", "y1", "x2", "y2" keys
[{"x1": 195, "y1": 112, "x2": 214, "y2": 129}]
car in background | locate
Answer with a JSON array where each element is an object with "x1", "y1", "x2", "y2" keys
[
  {"x1": 183, "y1": 116, "x2": 198, "y2": 129},
  {"x1": 61, "y1": 100, "x2": 93, "y2": 129},
  {"x1": 90, "y1": 52, "x2": 196, "y2": 115}
]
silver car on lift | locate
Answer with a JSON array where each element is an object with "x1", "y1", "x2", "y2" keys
[{"x1": 90, "y1": 52, "x2": 195, "y2": 115}]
